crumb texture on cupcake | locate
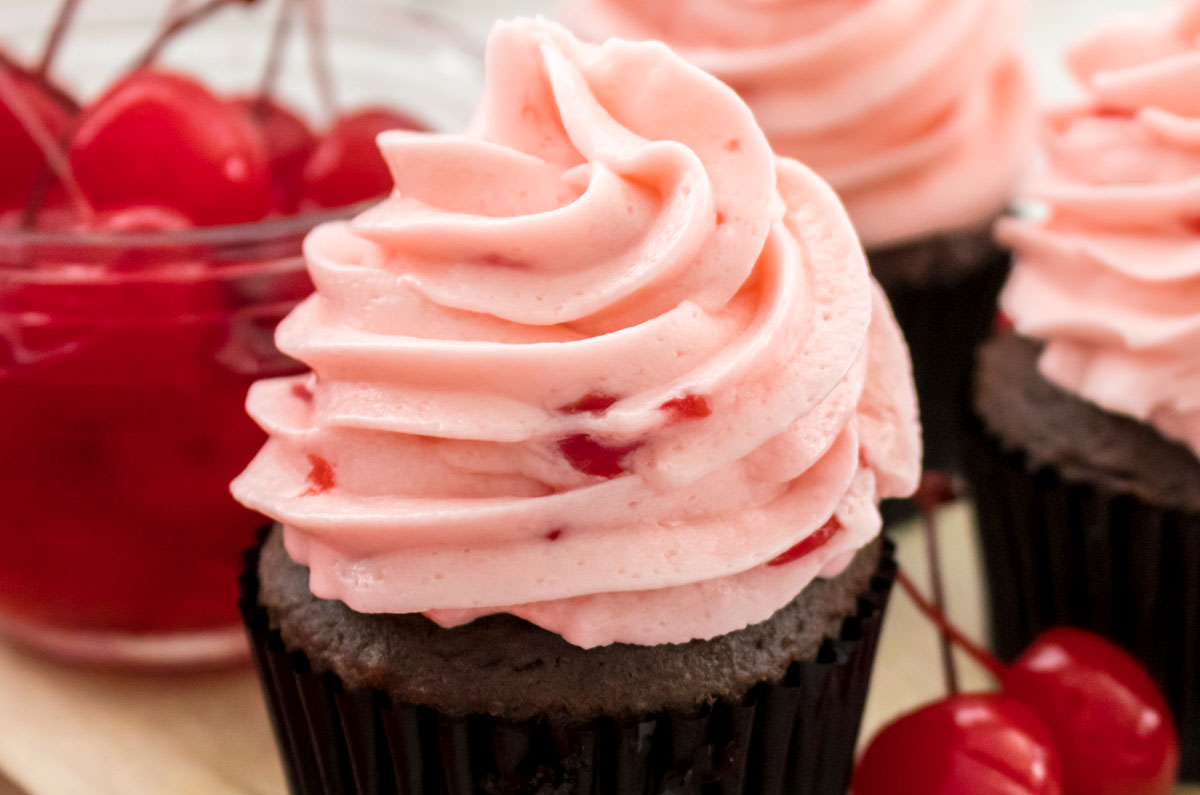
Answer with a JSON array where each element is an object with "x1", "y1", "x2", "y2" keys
[
  {"x1": 974, "y1": 334, "x2": 1200, "y2": 514},
  {"x1": 565, "y1": 0, "x2": 1035, "y2": 247},
  {"x1": 998, "y1": 0, "x2": 1200, "y2": 461},
  {"x1": 256, "y1": 527, "x2": 886, "y2": 719},
  {"x1": 232, "y1": 19, "x2": 920, "y2": 649}
]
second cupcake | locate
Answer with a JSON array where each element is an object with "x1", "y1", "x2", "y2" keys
[
  {"x1": 566, "y1": 0, "x2": 1035, "y2": 473},
  {"x1": 964, "y1": 1, "x2": 1200, "y2": 779}
]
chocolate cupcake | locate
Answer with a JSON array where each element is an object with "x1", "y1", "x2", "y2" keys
[
  {"x1": 963, "y1": 3, "x2": 1200, "y2": 778},
  {"x1": 233, "y1": 18, "x2": 921, "y2": 794},
  {"x1": 565, "y1": 0, "x2": 1035, "y2": 473},
  {"x1": 243, "y1": 529, "x2": 897, "y2": 795}
]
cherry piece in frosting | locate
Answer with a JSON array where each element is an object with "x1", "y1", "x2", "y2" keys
[
  {"x1": 301, "y1": 453, "x2": 335, "y2": 496},
  {"x1": 556, "y1": 434, "x2": 641, "y2": 478},
  {"x1": 558, "y1": 391, "x2": 619, "y2": 414},
  {"x1": 660, "y1": 393, "x2": 712, "y2": 421},
  {"x1": 69, "y1": 69, "x2": 272, "y2": 226},
  {"x1": 301, "y1": 107, "x2": 425, "y2": 209},
  {"x1": 766, "y1": 517, "x2": 840, "y2": 567},
  {"x1": 477, "y1": 252, "x2": 530, "y2": 268},
  {"x1": 290, "y1": 380, "x2": 315, "y2": 402}
]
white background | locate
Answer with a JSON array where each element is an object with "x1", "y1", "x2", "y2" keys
[{"x1": 417, "y1": 0, "x2": 1164, "y2": 104}]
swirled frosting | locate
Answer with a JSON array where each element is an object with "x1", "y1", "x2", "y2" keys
[
  {"x1": 232, "y1": 18, "x2": 921, "y2": 648},
  {"x1": 998, "y1": 1, "x2": 1200, "y2": 459},
  {"x1": 565, "y1": 0, "x2": 1036, "y2": 248}
]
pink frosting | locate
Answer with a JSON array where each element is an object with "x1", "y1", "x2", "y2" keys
[
  {"x1": 565, "y1": 0, "x2": 1036, "y2": 248},
  {"x1": 998, "y1": 0, "x2": 1200, "y2": 460},
  {"x1": 231, "y1": 18, "x2": 921, "y2": 648}
]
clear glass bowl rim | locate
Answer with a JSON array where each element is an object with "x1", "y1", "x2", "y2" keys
[{"x1": 0, "y1": 2, "x2": 484, "y2": 269}]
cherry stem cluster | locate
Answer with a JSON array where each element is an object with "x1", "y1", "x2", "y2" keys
[
  {"x1": 35, "y1": 0, "x2": 82, "y2": 79},
  {"x1": 133, "y1": 0, "x2": 246, "y2": 70},
  {"x1": 917, "y1": 480, "x2": 959, "y2": 694},
  {"x1": 896, "y1": 566, "x2": 1008, "y2": 682},
  {"x1": 255, "y1": 0, "x2": 296, "y2": 104}
]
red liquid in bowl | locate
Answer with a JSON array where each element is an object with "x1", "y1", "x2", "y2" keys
[{"x1": 0, "y1": 227, "x2": 313, "y2": 658}]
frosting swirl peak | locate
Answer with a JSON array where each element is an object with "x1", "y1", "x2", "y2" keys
[{"x1": 231, "y1": 18, "x2": 920, "y2": 647}]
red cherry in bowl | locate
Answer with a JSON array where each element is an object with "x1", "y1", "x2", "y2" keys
[
  {"x1": 230, "y1": 96, "x2": 316, "y2": 214},
  {"x1": 93, "y1": 205, "x2": 192, "y2": 233},
  {"x1": 69, "y1": 69, "x2": 272, "y2": 226},
  {"x1": 0, "y1": 65, "x2": 73, "y2": 212},
  {"x1": 1002, "y1": 629, "x2": 1178, "y2": 795},
  {"x1": 301, "y1": 107, "x2": 425, "y2": 208},
  {"x1": 853, "y1": 693, "x2": 1064, "y2": 795}
]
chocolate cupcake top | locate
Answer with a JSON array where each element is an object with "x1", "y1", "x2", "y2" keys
[
  {"x1": 231, "y1": 18, "x2": 920, "y2": 649},
  {"x1": 998, "y1": 0, "x2": 1200, "y2": 461},
  {"x1": 564, "y1": 0, "x2": 1035, "y2": 248}
]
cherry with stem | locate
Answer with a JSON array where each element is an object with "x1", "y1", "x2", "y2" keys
[
  {"x1": 893, "y1": 565, "x2": 1179, "y2": 795},
  {"x1": 0, "y1": 67, "x2": 92, "y2": 226}
]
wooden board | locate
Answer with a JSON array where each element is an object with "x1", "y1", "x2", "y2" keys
[{"x1": 0, "y1": 502, "x2": 1195, "y2": 794}]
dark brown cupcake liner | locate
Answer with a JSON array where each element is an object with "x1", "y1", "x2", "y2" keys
[
  {"x1": 239, "y1": 534, "x2": 896, "y2": 795},
  {"x1": 962, "y1": 419, "x2": 1200, "y2": 780},
  {"x1": 870, "y1": 235, "x2": 1011, "y2": 477}
]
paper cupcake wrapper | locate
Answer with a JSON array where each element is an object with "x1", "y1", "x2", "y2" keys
[
  {"x1": 963, "y1": 420, "x2": 1200, "y2": 780},
  {"x1": 239, "y1": 536, "x2": 895, "y2": 795},
  {"x1": 870, "y1": 240, "x2": 1010, "y2": 476}
]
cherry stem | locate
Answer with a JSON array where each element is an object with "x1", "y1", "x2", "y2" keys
[
  {"x1": 35, "y1": 0, "x2": 82, "y2": 79},
  {"x1": 132, "y1": 0, "x2": 243, "y2": 70},
  {"x1": 0, "y1": 67, "x2": 93, "y2": 225},
  {"x1": 303, "y1": 0, "x2": 336, "y2": 118},
  {"x1": 0, "y1": 51, "x2": 76, "y2": 115},
  {"x1": 896, "y1": 566, "x2": 1008, "y2": 682},
  {"x1": 255, "y1": 0, "x2": 296, "y2": 105},
  {"x1": 917, "y1": 473, "x2": 959, "y2": 695}
]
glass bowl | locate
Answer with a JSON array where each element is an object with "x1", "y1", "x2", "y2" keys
[{"x1": 0, "y1": 0, "x2": 482, "y2": 666}]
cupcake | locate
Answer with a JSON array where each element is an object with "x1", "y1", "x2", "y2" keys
[
  {"x1": 234, "y1": 18, "x2": 920, "y2": 795},
  {"x1": 564, "y1": 0, "x2": 1035, "y2": 473},
  {"x1": 963, "y1": 2, "x2": 1200, "y2": 779}
]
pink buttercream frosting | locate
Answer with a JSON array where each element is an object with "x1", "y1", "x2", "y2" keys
[
  {"x1": 231, "y1": 18, "x2": 921, "y2": 648},
  {"x1": 998, "y1": 0, "x2": 1200, "y2": 460},
  {"x1": 565, "y1": 0, "x2": 1036, "y2": 248}
]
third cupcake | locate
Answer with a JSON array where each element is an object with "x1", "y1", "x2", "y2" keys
[{"x1": 964, "y1": 1, "x2": 1200, "y2": 779}]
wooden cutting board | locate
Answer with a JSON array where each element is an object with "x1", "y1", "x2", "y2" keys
[{"x1": 0, "y1": 503, "x2": 1195, "y2": 794}]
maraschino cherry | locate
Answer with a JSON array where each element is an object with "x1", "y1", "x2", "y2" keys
[
  {"x1": 69, "y1": 70, "x2": 272, "y2": 226},
  {"x1": 853, "y1": 693, "x2": 1064, "y2": 795},
  {"x1": 1005, "y1": 629, "x2": 1178, "y2": 795},
  {"x1": 0, "y1": 63, "x2": 72, "y2": 212},
  {"x1": 231, "y1": 95, "x2": 316, "y2": 214},
  {"x1": 856, "y1": 567, "x2": 1181, "y2": 795},
  {"x1": 301, "y1": 107, "x2": 424, "y2": 208}
]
